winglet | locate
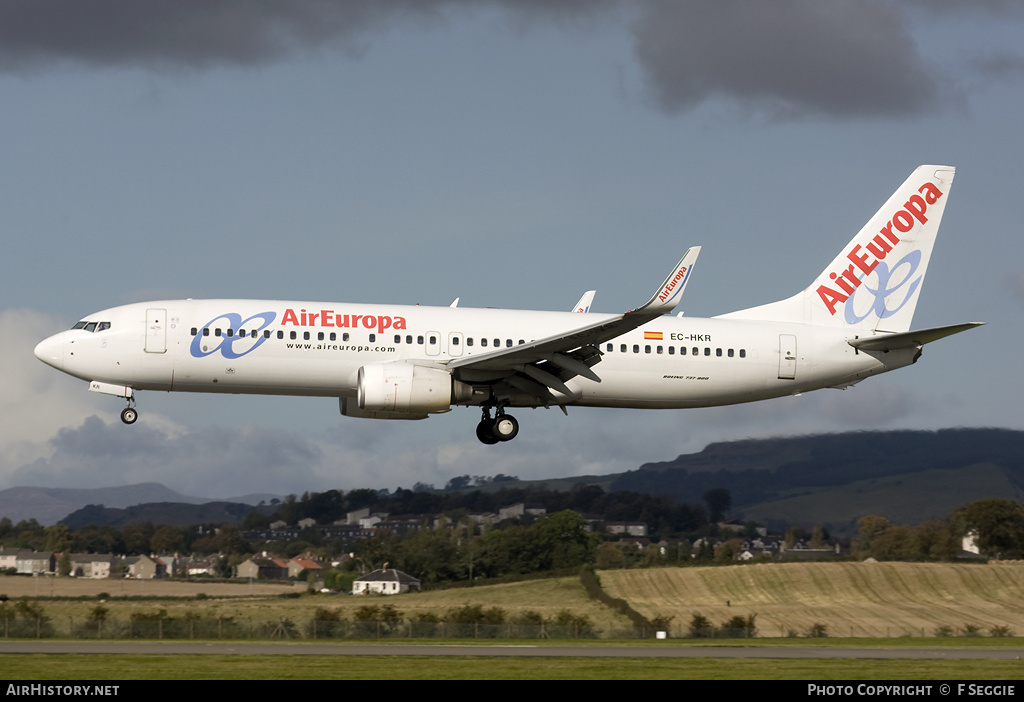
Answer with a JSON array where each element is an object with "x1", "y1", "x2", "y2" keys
[
  {"x1": 631, "y1": 246, "x2": 701, "y2": 316},
  {"x1": 572, "y1": 290, "x2": 596, "y2": 313}
]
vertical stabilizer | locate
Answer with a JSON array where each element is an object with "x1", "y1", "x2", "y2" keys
[{"x1": 718, "y1": 165, "x2": 955, "y2": 332}]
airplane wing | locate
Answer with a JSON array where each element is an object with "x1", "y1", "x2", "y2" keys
[
  {"x1": 847, "y1": 322, "x2": 983, "y2": 351},
  {"x1": 447, "y1": 247, "x2": 700, "y2": 406},
  {"x1": 572, "y1": 290, "x2": 596, "y2": 313}
]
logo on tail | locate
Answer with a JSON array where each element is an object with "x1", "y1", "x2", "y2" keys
[{"x1": 815, "y1": 180, "x2": 944, "y2": 316}]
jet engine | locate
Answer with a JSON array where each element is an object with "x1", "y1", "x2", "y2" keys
[{"x1": 357, "y1": 362, "x2": 453, "y2": 414}]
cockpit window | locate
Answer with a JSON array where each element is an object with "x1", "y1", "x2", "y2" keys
[{"x1": 71, "y1": 321, "x2": 112, "y2": 333}]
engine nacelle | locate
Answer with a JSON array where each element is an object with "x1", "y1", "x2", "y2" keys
[
  {"x1": 340, "y1": 398, "x2": 428, "y2": 420},
  {"x1": 357, "y1": 362, "x2": 453, "y2": 414}
]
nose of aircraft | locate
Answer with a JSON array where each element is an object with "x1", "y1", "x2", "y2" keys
[{"x1": 34, "y1": 332, "x2": 64, "y2": 370}]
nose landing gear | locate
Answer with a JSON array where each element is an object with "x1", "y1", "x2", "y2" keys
[
  {"x1": 89, "y1": 381, "x2": 138, "y2": 425},
  {"x1": 120, "y1": 398, "x2": 138, "y2": 425},
  {"x1": 476, "y1": 405, "x2": 519, "y2": 444}
]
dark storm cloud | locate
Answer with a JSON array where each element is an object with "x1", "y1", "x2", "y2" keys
[
  {"x1": 0, "y1": 0, "x2": 1018, "y2": 119},
  {"x1": 0, "y1": 0, "x2": 613, "y2": 71},
  {"x1": 0, "y1": 0, "x2": 416, "y2": 69},
  {"x1": 630, "y1": 0, "x2": 946, "y2": 119}
]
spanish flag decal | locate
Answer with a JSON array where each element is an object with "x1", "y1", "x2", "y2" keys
[{"x1": 644, "y1": 331, "x2": 663, "y2": 341}]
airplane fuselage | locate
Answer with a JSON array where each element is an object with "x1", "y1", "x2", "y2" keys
[{"x1": 36, "y1": 298, "x2": 913, "y2": 410}]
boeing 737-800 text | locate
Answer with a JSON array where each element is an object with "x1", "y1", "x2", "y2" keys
[{"x1": 35, "y1": 165, "x2": 981, "y2": 444}]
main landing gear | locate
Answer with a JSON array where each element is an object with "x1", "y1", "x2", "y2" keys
[{"x1": 476, "y1": 405, "x2": 519, "y2": 445}]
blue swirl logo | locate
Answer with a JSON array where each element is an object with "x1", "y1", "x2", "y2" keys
[
  {"x1": 844, "y1": 250, "x2": 922, "y2": 324},
  {"x1": 190, "y1": 311, "x2": 277, "y2": 359}
]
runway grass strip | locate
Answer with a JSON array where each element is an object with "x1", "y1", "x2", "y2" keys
[{"x1": 3, "y1": 654, "x2": 1023, "y2": 680}]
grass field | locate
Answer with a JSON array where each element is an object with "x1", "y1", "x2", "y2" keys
[
  {"x1": 0, "y1": 574, "x2": 630, "y2": 634},
  {"x1": 0, "y1": 576, "x2": 304, "y2": 599},
  {"x1": 600, "y1": 561, "x2": 1024, "y2": 638},
  {"x1": 4, "y1": 564, "x2": 1024, "y2": 679},
  {"x1": 4, "y1": 561, "x2": 1024, "y2": 640},
  {"x1": 2, "y1": 652, "x2": 1023, "y2": 680}
]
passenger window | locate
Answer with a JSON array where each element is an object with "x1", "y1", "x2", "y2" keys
[
  {"x1": 467, "y1": 338, "x2": 474, "y2": 347},
  {"x1": 633, "y1": 344, "x2": 639, "y2": 353},
  {"x1": 277, "y1": 331, "x2": 284, "y2": 339},
  {"x1": 394, "y1": 335, "x2": 401, "y2": 344},
  {"x1": 506, "y1": 339, "x2": 512, "y2": 348},
  {"x1": 369, "y1": 334, "x2": 376, "y2": 343},
  {"x1": 227, "y1": 329, "x2": 234, "y2": 337},
  {"x1": 303, "y1": 332, "x2": 310, "y2": 340},
  {"x1": 406, "y1": 335, "x2": 413, "y2": 344},
  {"x1": 704, "y1": 347, "x2": 711, "y2": 356},
  {"x1": 481, "y1": 338, "x2": 488, "y2": 347},
  {"x1": 657, "y1": 346, "x2": 663, "y2": 354},
  {"x1": 428, "y1": 335, "x2": 436, "y2": 344},
  {"x1": 645, "y1": 345, "x2": 651, "y2": 354},
  {"x1": 418, "y1": 336, "x2": 424, "y2": 344},
  {"x1": 668, "y1": 346, "x2": 675, "y2": 355},
  {"x1": 330, "y1": 333, "x2": 337, "y2": 341},
  {"x1": 606, "y1": 344, "x2": 613, "y2": 352},
  {"x1": 343, "y1": 333, "x2": 350, "y2": 342},
  {"x1": 452, "y1": 337, "x2": 460, "y2": 346},
  {"x1": 620, "y1": 344, "x2": 627, "y2": 353},
  {"x1": 203, "y1": 328, "x2": 210, "y2": 337},
  {"x1": 318, "y1": 332, "x2": 325, "y2": 341},
  {"x1": 215, "y1": 329, "x2": 222, "y2": 337},
  {"x1": 691, "y1": 347, "x2": 697, "y2": 355},
  {"x1": 264, "y1": 330, "x2": 272, "y2": 339},
  {"x1": 191, "y1": 328, "x2": 198, "y2": 336},
  {"x1": 290, "y1": 331, "x2": 297, "y2": 340},
  {"x1": 740, "y1": 349, "x2": 746, "y2": 358},
  {"x1": 728, "y1": 349, "x2": 734, "y2": 357},
  {"x1": 716, "y1": 348, "x2": 722, "y2": 357}
]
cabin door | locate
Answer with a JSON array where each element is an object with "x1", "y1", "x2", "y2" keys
[
  {"x1": 778, "y1": 334, "x2": 797, "y2": 379},
  {"x1": 145, "y1": 308, "x2": 167, "y2": 354}
]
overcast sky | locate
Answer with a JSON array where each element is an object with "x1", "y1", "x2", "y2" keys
[{"x1": 3, "y1": 0, "x2": 1023, "y2": 499}]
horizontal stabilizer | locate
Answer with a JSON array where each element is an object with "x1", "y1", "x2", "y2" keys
[{"x1": 848, "y1": 322, "x2": 983, "y2": 351}]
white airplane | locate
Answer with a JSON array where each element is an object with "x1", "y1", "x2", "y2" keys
[{"x1": 35, "y1": 165, "x2": 980, "y2": 444}]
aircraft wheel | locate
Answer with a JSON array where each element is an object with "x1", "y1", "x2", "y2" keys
[
  {"x1": 120, "y1": 407, "x2": 138, "y2": 425},
  {"x1": 492, "y1": 414, "x2": 519, "y2": 442},
  {"x1": 476, "y1": 419, "x2": 499, "y2": 445}
]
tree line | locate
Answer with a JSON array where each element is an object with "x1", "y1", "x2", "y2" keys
[{"x1": 854, "y1": 499, "x2": 1024, "y2": 560}]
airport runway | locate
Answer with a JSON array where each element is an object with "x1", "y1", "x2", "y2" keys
[{"x1": 2, "y1": 641, "x2": 1022, "y2": 659}]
